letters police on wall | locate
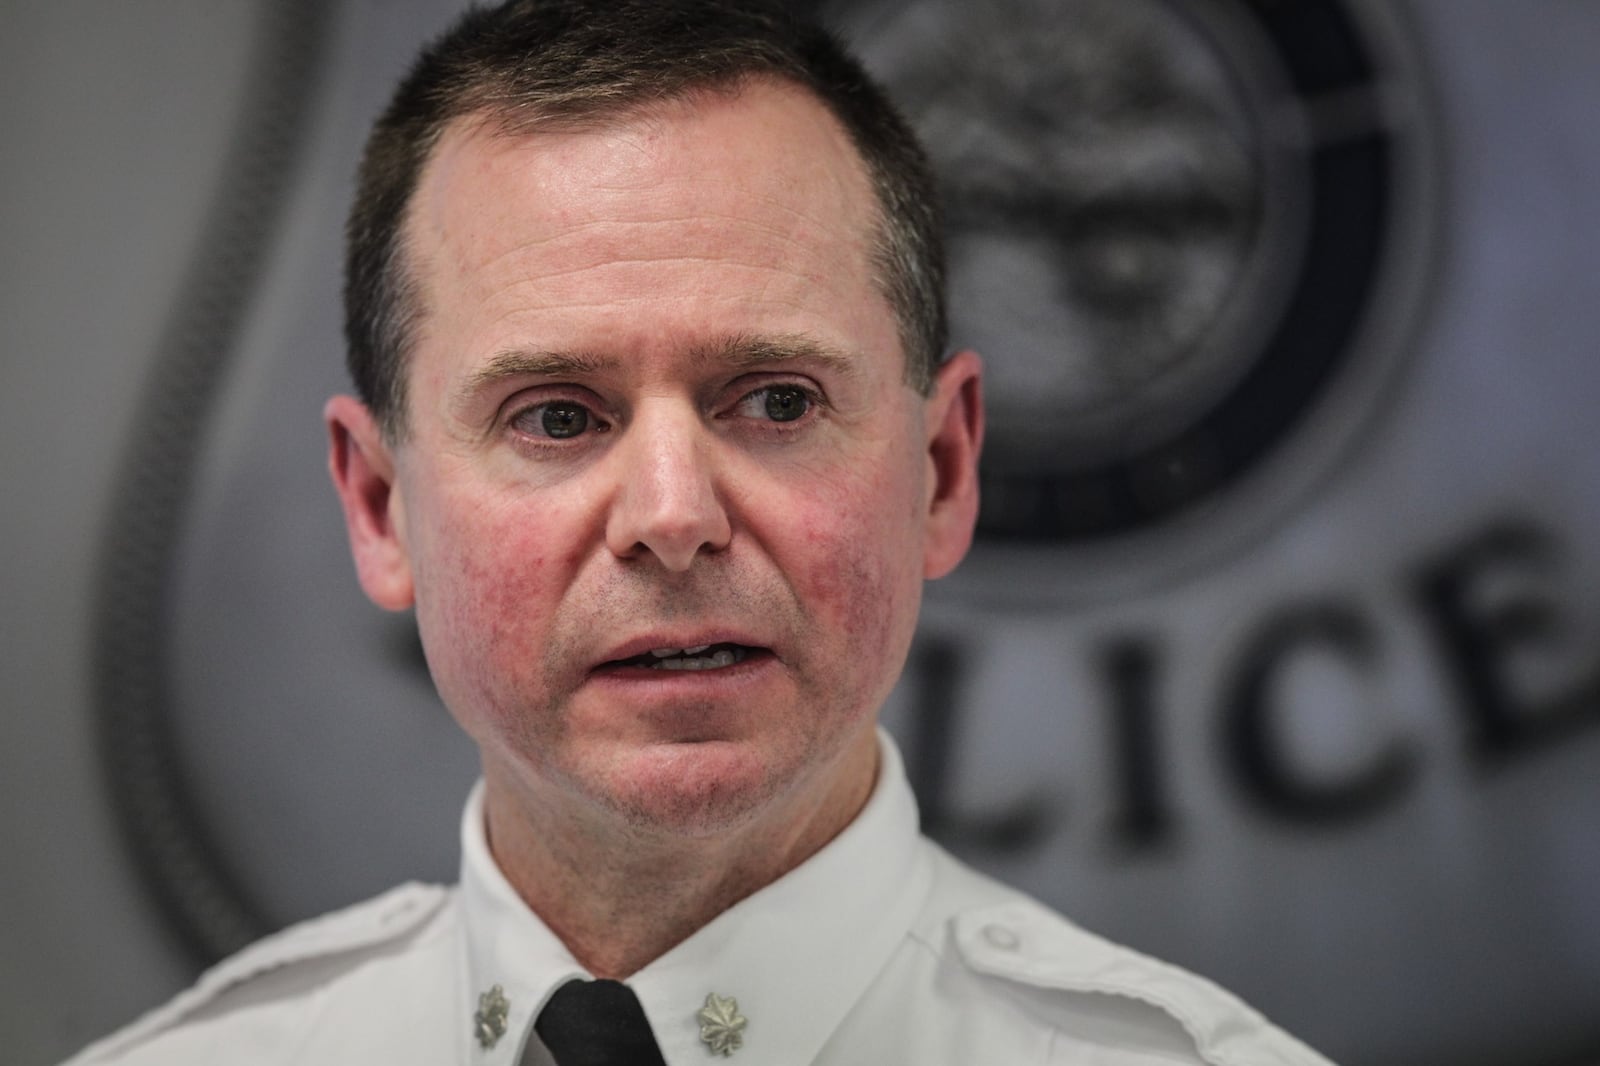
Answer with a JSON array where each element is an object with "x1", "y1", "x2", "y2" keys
[{"x1": 95, "y1": 2, "x2": 1600, "y2": 1066}]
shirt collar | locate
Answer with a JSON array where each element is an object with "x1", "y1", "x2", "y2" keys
[
  {"x1": 458, "y1": 780, "x2": 588, "y2": 1066},
  {"x1": 459, "y1": 731, "x2": 933, "y2": 1066}
]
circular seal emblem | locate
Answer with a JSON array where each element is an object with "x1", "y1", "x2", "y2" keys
[{"x1": 824, "y1": 0, "x2": 1438, "y2": 597}]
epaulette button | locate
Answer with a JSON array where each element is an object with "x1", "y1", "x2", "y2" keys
[{"x1": 982, "y1": 924, "x2": 1021, "y2": 951}]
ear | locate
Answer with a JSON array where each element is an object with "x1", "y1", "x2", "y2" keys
[
  {"x1": 324, "y1": 394, "x2": 415, "y2": 610},
  {"x1": 921, "y1": 349, "x2": 985, "y2": 579}
]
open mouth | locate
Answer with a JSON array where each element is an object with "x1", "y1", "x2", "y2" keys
[{"x1": 606, "y1": 643, "x2": 757, "y2": 672}]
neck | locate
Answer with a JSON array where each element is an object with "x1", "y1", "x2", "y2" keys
[{"x1": 479, "y1": 733, "x2": 879, "y2": 979}]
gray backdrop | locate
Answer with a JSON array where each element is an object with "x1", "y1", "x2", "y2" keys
[{"x1": 3, "y1": 2, "x2": 1598, "y2": 1064}]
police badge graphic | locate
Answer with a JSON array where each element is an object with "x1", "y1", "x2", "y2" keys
[{"x1": 96, "y1": 1, "x2": 1600, "y2": 1064}]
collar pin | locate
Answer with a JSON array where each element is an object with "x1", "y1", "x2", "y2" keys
[
  {"x1": 697, "y1": 992, "x2": 748, "y2": 1056},
  {"x1": 475, "y1": 984, "x2": 510, "y2": 1049}
]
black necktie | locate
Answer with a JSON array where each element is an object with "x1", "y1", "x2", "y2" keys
[{"x1": 534, "y1": 979, "x2": 669, "y2": 1066}]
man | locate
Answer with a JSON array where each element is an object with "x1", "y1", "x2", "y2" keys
[{"x1": 71, "y1": 1, "x2": 1333, "y2": 1063}]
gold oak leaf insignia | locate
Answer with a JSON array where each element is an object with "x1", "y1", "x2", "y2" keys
[{"x1": 696, "y1": 992, "x2": 748, "y2": 1056}]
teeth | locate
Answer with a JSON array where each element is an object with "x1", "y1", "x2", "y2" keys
[{"x1": 642, "y1": 646, "x2": 747, "y2": 670}]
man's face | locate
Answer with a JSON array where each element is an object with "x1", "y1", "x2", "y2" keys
[{"x1": 329, "y1": 81, "x2": 981, "y2": 838}]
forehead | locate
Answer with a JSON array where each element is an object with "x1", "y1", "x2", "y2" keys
[{"x1": 402, "y1": 80, "x2": 893, "y2": 370}]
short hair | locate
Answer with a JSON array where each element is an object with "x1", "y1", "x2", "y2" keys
[{"x1": 344, "y1": 0, "x2": 947, "y2": 439}]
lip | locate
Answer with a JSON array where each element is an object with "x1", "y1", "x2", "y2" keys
[{"x1": 592, "y1": 630, "x2": 774, "y2": 672}]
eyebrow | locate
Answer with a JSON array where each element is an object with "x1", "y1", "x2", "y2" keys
[
  {"x1": 456, "y1": 333, "x2": 861, "y2": 403},
  {"x1": 458, "y1": 348, "x2": 618, "y2": 397},
  {"x1": 692, "y1": 333, "x2": 862, "y2": 377}
]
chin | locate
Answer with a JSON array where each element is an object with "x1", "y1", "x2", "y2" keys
[{"x1": 589, "y1": 738, "x2": 798, "y2": 837}]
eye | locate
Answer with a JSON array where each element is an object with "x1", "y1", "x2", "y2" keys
[
  {"x1": 510, "y1": 400, "x2": 599, "y2": 439},
  {"x1": 736, "y1": 384, "x2": 813, "y2": 423}
]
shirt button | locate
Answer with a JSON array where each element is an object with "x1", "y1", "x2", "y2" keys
[{"x1": 982, "y1": 923, "x2": 1020, "y2": 951}]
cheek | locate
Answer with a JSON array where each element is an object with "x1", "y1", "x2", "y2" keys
[
  {"x1": 407, "y1": 497, "x2": 567, "y2": 719},
  {"x1": 786, "y1": 457, "x2": 926, "y2": 682}
]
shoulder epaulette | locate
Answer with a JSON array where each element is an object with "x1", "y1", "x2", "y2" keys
[
  {"x1": 66, "y1": 882, "x2": 450, "y2": 1064},
  {"x1": 951, "y1": 898, "x2": 1334, "y2": 1066}
]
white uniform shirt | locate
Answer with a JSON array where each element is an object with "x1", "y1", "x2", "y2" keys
[{"x1": 67, "y1": 736, "x2": 1335, "y2": 1065}]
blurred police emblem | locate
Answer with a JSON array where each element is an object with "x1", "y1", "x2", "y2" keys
[
  {"x1": 824, "y1": 0, "x2": 1436, "y2": 591},
  {"x1": 100, "y1": 0, "x2": 1439, "y2": 973},
  {"x1": 98, "y1": 2, "x2": 1600, "y2": 1061}
]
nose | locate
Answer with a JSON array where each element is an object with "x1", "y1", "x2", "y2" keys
[{"x1": 604, "y1": 405, "x2": 732, "y2": 571}]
